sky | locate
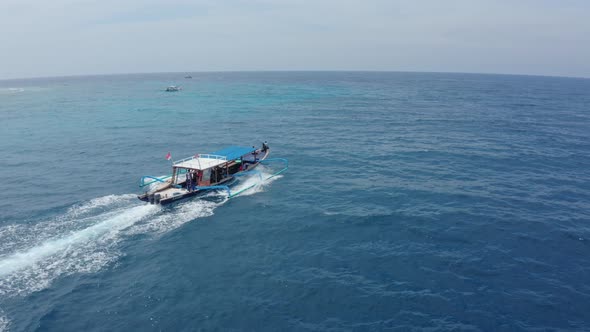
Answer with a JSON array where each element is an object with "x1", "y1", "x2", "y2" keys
[{"x1": 0, "y1": 0, "x2": 589, "y2": 79}]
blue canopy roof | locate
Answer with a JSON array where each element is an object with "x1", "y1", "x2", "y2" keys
[{"x1": 210, "y1": 146, "x2": 255, "y2": 161}]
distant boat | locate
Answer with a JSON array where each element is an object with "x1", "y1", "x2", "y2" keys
[
  {"x1": 165, "y1": 86, "x2": 181, "y2": 92},
  {"x1": 184, "y1": 75, "x2": 192, "y2": 79}
]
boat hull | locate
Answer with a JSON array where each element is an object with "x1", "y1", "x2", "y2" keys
[{"x1": 138, "y1": 177, "x2": 239, "y2": 205}]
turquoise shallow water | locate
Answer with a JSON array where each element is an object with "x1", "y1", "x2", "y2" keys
[{"x1": 0, "y1": 72, "x2": 589, "y2": 331}]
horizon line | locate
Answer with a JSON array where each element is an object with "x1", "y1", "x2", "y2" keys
[{"x1": 1, "y1": 69, "x2": 589, "y2": 82}]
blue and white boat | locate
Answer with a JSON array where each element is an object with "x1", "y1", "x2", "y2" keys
[{"x1": 138, "y1": 143, "x2": 286, "y2": 204}]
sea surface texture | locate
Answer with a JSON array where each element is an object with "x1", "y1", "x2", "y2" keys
[{"x1": 0, "y1": 72, "x2": 589, "y2": 331}]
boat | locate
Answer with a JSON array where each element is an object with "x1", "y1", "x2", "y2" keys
[
  {"x1": 138, "y1": 142, "x2": 287, "y2": 205},
  {"x1": 165, "y1": 86, "x2": 181, "y2": 92},
  {"x1": 184, "y1": 75, "x2": 192, "y2": 79}
]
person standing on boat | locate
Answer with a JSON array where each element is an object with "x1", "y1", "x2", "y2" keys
[
  {"x1": 252, "y1": 146, "x2": 258, "y2": 162},
  {"x1": 191, "y1": 170, "x2": 199, "y2": 190},
  {"x1": 262, "y1": 141, "x2": 269, "y2": 152},
  {"x1": 186, "y1": 171, "x2": 192, "y2": 192}
]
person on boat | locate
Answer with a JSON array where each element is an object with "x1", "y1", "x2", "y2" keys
[
  {"x1": 262, "y1": 141, "x2": 269, "y2": 152},
  {"x1": 252, "y1": 146, "x2": 258, "y2": 161},
  {"x1": 191, "y1": 170, "x2": 198, "y2": 190},
  {"x1": 240, "y1": 158, "x2": 249, "y2": 170},
  {"x1": 185, "y1": 171, "x2": 192, "y2": 192}
]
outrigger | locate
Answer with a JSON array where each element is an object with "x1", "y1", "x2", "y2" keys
[{"x1": 138, "y1": 143, "x2": 287, "y2": 205}]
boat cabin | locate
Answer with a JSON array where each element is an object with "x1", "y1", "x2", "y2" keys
[{"x1": 171, "y1": 146, "x2": 260, "y2": 190}]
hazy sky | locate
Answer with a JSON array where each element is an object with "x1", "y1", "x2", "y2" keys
[{"x1": 1, "y1": 0, "x2": 589, "y2": 79}]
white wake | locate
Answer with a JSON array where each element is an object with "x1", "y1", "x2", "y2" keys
[
  {"x1": 0, "y1": 168, "x2": 282, "y2": 298},
  {"x1": 0, "y1": 311, "x2": 7, "y2": 332}
]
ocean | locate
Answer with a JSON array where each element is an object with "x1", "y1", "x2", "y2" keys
[{"x1": 0, "y1": 72, "x2": 589, "y2": 331}]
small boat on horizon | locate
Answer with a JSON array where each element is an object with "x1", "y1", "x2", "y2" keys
[
  {"x1": 184, "y1": 75, "x2": 192, "y2": 79},
  {"x1": 165, "y1": 85, "x2": 181, "y2": 92},
  {"x1": 138, "y1": 142, "x2": 287, "y2": 205}
]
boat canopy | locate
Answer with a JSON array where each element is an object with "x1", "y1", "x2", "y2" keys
[
  {"x1": 210, "y1": 146, "x2": 256, "y2": 161},
  {"x1": 174, "y1": 155, "x2": 226, "y2": 170},
  {"x1": 172, "y1": 146, "x2": 255, "y2": 171}
]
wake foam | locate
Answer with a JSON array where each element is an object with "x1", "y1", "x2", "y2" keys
[
  {"x1": 63, "y1": 194, "x2": 138, "y2": 219},
  {"x1": 126, "y1": 198, "x2": 219, "y2": 235},
  {"x1": 0, "y1": 311, "x2": 7, "y2": 332},
  {"x1": 0, "y1": 167, "x2": 282, "y2": 298},
  {"x1": 0, "y1": 88, "x2": 24, "y2": 95},
  {"x1": 0, "y1": 203, "x2": 159, "y2": 296}
]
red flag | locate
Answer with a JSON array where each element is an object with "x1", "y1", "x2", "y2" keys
[{"x1": 165, "y1": 152, "x2": 172, "y2": 160}]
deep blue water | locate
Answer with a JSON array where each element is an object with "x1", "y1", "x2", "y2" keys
[{"x1": 0, "y1": 72, "x2": 589, "y2": 331}]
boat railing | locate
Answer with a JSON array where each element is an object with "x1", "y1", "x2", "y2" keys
[
  {"x1": 199, "y1": 154, "x2": 228, "y2": 160},
  {"x1": 173, "y1": 154, "x2": 227, "y2": 165},
  {"x1": 140, "y1": 175, "x2": 181, "y2": 188}
]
